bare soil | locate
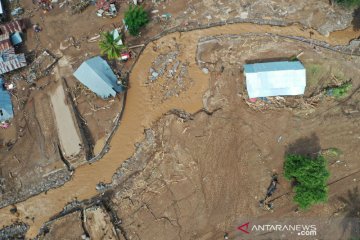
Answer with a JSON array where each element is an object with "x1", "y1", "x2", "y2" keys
[{"x1": 0, "y1": 0, "x2": 360, "y2": 239}]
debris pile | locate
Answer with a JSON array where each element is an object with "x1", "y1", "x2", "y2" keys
[
  {"x1": 147, "y1": 50, "x2": 193, "y2": 101},
  {"x1": 0, "y1": 223, "x2": 28, "y2": 240},
  {"x1": 25, "y1": 50, "x2": 58, "y2": 83},
  {"x1": 70, "y1": 0, "x2": 91, "y2": 15},
  {"x1": 96, "y1": 0, "x2": 117, "y2": 18},
  {"x1": 244, "y1": 94, "x2": 323, "y2": 112},
  {"x1": 36, "y1": 0, "x2": 53, "y2": 12}
]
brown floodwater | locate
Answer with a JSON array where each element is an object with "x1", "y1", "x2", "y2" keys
[{"x1": 0, "y1": 23, "x2": 358, "y2": 238}]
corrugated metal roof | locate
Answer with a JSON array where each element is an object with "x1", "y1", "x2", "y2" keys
[
  {"x1": 0, "y1": 78, "x2": 14, "y2": 121},
  {"x1": 0, "y1": 48, "x2": 27, "y2": 74},
  {"x1": 0, "y1": 20, "x2": 25, "y2": 35},
  {"x1": 244, "y1": 61, "x2": 304, "y2": 73},
  {"x1": 73, "y1": 56, "x2": 123, "y2": 98},
  {"x1": 244, "y1": 61, "x2": 306, "y2": 98}
]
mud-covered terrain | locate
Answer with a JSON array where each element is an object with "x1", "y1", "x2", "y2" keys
[
  {"x1": 27, "y1": 34, "x2": 360, "y2": 240},
  {"x1": 1, "y1": 0, "x2": 360, "y2": 239}
]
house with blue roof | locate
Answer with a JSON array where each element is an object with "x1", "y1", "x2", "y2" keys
[
  {"x1": 244, "y1": 61, "x2": 306, "y2": 98},
  {"x1": 0, "y1": 78, "x2": 13, "y2": 122},
  {"x1": 73, "y1": 56, "x2": 123, "y2": 99}
]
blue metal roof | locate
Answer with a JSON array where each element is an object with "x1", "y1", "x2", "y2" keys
[
  {"x1": 244, "y1": 61, "x2": 306, "y2": 98},
  {"x1": 73, "y1": 56, "x2": 123, "y2": 99},
  {"x1": 0, "y1": 78, "x2": 14, "y2": 121},
  {"x1": 244, "y1": 61, "x2": 304, "y2": 73},
  {"x1": 11, "y1": 32, "x2": 22, "y2": 45}
]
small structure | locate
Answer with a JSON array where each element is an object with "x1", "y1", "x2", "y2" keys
[
  {"x1": 243, "y1": 61, "x2": 306, "y2": 98},
  {"x1": 11, "y1": 32, "x2": 22, "y2": 45},
  {"x1": 0, "y1": 47, "x2": 27, "y2": 74},
  {"x1": 73, "y1": 56, "x2": 123, "y2": 98},
  {"x1": 0, "y1": 78, "x2": 14, "y2": 122}
]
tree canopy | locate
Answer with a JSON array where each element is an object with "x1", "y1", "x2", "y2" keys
[
  {"x1": 284, "y1": 154, "x2": 330, "y2": 209},
  {"x1": 124, "y1": 5, "x2": 149, "y2": 36},
  {"x1": 99, "y1": 31, "x2": 125, "y2": 60}
]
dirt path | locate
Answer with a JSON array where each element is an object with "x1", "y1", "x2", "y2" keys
[
  {"x1": 50, "y1": 83, "x2": 82, "y2": 158},
  {"x1": 50, "y1": 57, "x2": 83, "y2": 161},
  {"x1": 0, "y1": 22, "x2": 357, "y2": 238}
]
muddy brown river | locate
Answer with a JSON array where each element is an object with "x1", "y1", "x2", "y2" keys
[{"x1": 0, "y1": 23, "x2": 357, "y2": 238}]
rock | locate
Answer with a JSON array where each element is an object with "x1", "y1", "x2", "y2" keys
[{"x1": 202, "y1": 68, "x2": 209, "y2": 74}]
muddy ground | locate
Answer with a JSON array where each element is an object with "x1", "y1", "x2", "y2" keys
[
  {"x1": 0, "y1": 0, "x2": 360, "y2": 239},
  {"x1": 29, "y1": 34, "x2": 360, "y2": 240}
]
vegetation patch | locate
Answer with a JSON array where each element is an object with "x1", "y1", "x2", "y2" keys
[
  {"x1": 334, "y1": 0, "x2": 360, "y2": 8},
  {"x1": 284, "y1": 154, "x2": 330, "y2": 209},
  {"x1": 99, "y1": 31, "x2": 126, "y2": 59},
  {"x1": 327, "y1": 82, "x2": 352, "y2": 98},
  {"x1": 305, "y1": 63, "x2": 327, "y2": 93},
  {"x1": 124, "y1": 5, "x2": 149, "y2": 36}
]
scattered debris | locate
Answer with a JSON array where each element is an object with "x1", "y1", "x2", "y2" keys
[
  {"x1": 70, "y1": 0, "x2": 91, "y2": 15},
  {"x1": 259, "y1": 174, "x2": 278, "y2": 211},
  {"x1": 25, "y1": 50, "x2": 58, "y2": 83},
  {"x1": 10, "y1": 7, "x2": 24, "y2": 17},
  {"x1": 202, "y1": 67, "x2": 209, "y2": 74},
  {"x1": 33, "y1": 24, "x2": 42, "y2": 33},
  {"x1": 96, "y1": 0, "x2": 117, "y2": 18}
]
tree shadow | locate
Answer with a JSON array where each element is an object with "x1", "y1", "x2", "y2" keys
[
  {"x1": 285, "y1": 133, "x2": 321, "y2": 158},
  {"x1": 338, "y1": 187, "x2": 360, "y2": 238},
  {"x1": 352, "y1": 7, "x2": 360, "y2": 31}
]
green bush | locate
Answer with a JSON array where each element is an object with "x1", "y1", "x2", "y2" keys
[
  {"x1": 284, "y1": 154, "x2": 330, "y2": 209},
  {"x1": 124, "y1": 5, "x2": 149, "y2": 36},
  {"x1": 334, "y1": 0, "x2": 360, "y2": 8},
  {"x1": 327, "y1": 82, "x2": 352, "y2": 98}
]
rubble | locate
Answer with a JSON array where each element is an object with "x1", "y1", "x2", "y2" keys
[
  {"x1": 25, "y1": 50, "x2": 58, "y2": 83},
  {"x1": 0, "y1": 223, "x2": 28, "y2": 240}
]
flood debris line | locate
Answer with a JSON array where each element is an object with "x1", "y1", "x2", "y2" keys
[
  {"x1": 37, "y1": 193, "x2": 123, "y2": 240},
  {"x1": 198, "y1": 33, "x2": 360, "y2": 57},
  {"x1": 0, "y1": 222, "x2": 28, "y2": 240},
  {"x1": 0, "y1": 168, "x2": 71, "y2": 209}
]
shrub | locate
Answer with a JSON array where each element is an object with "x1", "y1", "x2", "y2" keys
[
  {"x1": 284, "y1": 154, "x2": 330, "y2": 209},
  {"x1": 334, "y1": 0, "x2": 360, "y2": 8},
  {"x1": 327, "y1": 82, "x2": 352, "y2": 98},
  {"x1": 124, "y1": 5, "x2": 149, "y2": 36}
]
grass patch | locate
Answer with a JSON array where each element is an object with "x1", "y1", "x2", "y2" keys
[
  {"x1": 305, "y1": 64, "x2": 327, "y2": 90},
  {"x1": 321, "y1": 148, "x2": 342, "y2": 161},
  {"x1": 327, "y1": 82, "x2": 352, "y2": 98}
]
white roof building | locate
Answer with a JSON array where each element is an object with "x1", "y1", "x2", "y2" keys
[{"x1": 244, "y1": 61, "x2": 306, "y2": 98}]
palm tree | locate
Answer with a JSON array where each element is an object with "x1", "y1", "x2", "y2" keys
[{"x1": 99, "y1": 31, "x2": 125, "y2": 60}]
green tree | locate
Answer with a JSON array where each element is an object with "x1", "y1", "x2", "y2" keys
[
  {"x1": 124, "y1": 5, "x2": 149, "y2": 36},
  {"x1": 99, "y1": 31, "x2": 125, "y2": 60},
  {"x1": 334, "y1": 0, "x2": 360, "y2": 7},
  {"x1": 284, "y1": 154, "x2": 330, "y2": 209}
]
